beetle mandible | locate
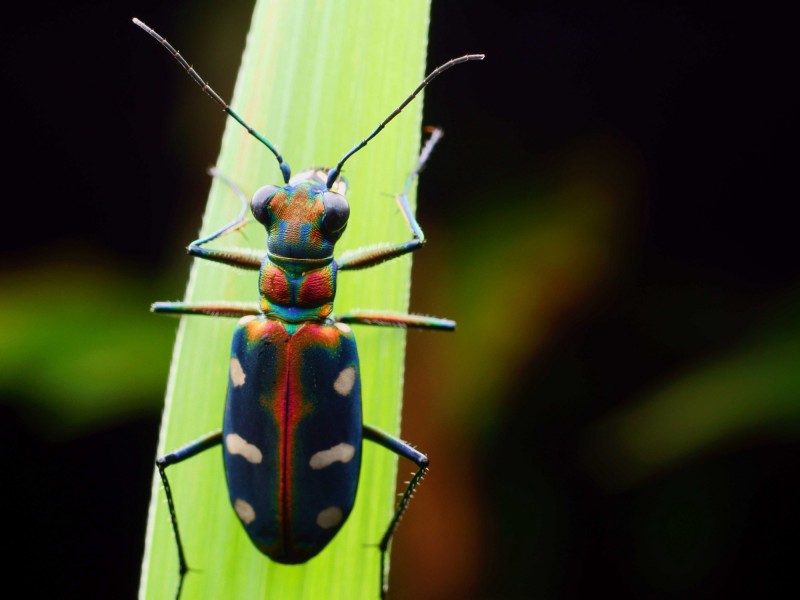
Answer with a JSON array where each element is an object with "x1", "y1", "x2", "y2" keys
[{"x1": 133, "y1": 17, "x2": 482, "y2": 599}]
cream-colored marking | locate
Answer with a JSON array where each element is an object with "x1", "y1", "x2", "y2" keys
[
  {"x1": 226, "y1": 433, "x2": 263, "y2": 464},
  {"x1": 316, "y1": 506, "x2": 343, "y2": 529},
  {"x1": 334, "y1": 322, "x2": 351, "y2": 334},
  {"x1": 234, "y1": 498, "x2": 256, "y2": 525},
  {"x1": 238, "y1": 315, "x2": 257, "y2": 326},
  {"x1": 229, "y1": 357, "x2": 246, "y2": 387},
  {"x1": 309, "y1": 443, "x2": 355, "y2": 469},
  {"x1": 333, "y1": 366, "x2": 356, "y2": 396}
]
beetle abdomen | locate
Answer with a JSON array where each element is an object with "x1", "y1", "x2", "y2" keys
[{"x1": 223, "y1": 316, "x2": 362, "y2": 563}]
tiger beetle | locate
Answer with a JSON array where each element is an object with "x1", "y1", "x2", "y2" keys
[{"x1": 133, "y1": 17, "x2": 482, "y2": 599}]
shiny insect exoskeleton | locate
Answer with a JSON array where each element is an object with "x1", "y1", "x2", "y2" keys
[{"x1": 133, "y1": 17, "x2": 482, "y2": 599}]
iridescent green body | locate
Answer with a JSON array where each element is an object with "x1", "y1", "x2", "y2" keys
[
  {"x1": 220, "y1": 170, "x2": 362, "y2": 562},
  {"x1": 134, "y1": 16, "x2": 480, "y2": 598}
]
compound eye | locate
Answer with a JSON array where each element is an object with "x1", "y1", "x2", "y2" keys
[
  {"x1": 321, "y1": 191, "x2": 350, "y2": 239},
  {"x1": 251, "y1": 185, "x2": 280, "y2": 224}
]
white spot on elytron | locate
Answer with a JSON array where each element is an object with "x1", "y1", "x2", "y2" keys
[
  {"x1": 316, "y1": 506, "x2": 343, "y2": 529},
  {"x1": 229, "y1": 357, "x2": 246, "y2": 387},
  {"x1": 234, "y1": 498, "x2": 256, "y2": 524},
  {"x1": 309, "y1": 443, "x2": 356, "y2": 469},
  {"x1": 333, "y1": 366, "x2": 356, "y2": 396},
  {"x1": 334, "y1": 322, "x2": 351, "y2": 334},
  {"x1": 226, "y1": 433, "x2": 263, "y2": 464}
]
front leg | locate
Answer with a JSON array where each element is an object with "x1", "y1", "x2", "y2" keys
[
  {"x1": 336, "y1": 127, "x2": 443, "y2": 271},
  {"x1": 186, "y1": 167, "x2": 266, "y2": 270}
]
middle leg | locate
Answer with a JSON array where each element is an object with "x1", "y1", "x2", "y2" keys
[
  {"x1": 335, "y1": 310, "x2": 455, "y2": 331},
  {"x1": 151, "y1": 301, "x2": 260, "y2": 318}
]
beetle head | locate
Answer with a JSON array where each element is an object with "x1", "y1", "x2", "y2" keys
[{"x1": 250, "y1": 173, "x2": 349, "y2": 259}]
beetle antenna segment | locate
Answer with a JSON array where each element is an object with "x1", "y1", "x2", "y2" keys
[
  {"x1": 325, "y1": 54, "x2": 485, "y2": 189},
  {"x1": 132, "y1": 18, "x2": 292, "y2": 183}
]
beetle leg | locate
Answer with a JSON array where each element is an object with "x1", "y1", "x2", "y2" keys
[
  {"x1": 156, "y1": 430, "x2": 223, "y2": 599},
  {"x1": 187, "y1": 245, "x2": 265, "y2": 270},
  {"x1": 336, "y1": 309, "x2": 454, "y2": 331},
  {"x1": 185, "y1": 168, "x2": 266, "y2": 270},
  {"x1": 336, "y1": 128, "x2": 443, "y2": 271},
  {"x1": 363, "y1": 424, "x2": 429, "y2": 599},
  {"x1": 151, "y1": 301, "x2": 260, "y2": 318}
]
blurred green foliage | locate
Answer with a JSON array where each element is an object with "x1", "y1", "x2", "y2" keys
[
  {"x1": 587, "y1": 292, "x2": 800, "y2": 488},
  {"x1": 0, "y1": 261, "x2": 173, "y2": 437}
]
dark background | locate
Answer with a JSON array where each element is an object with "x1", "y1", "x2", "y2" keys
[{"x1": 1, "y1": 0, "x2": 797, "y2": 598}]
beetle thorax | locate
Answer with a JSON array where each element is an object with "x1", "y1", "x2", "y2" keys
[{"x1": 258, "y1": 256, "x2": 337, "y2": 322}]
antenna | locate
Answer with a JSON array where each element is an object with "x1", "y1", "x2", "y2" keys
[
  {"x1": 326, "y1": 54, "x2": 484, "y2": 189},
  {"x1": 132, "y1": 18, "x2": 292, "y2": 183}
]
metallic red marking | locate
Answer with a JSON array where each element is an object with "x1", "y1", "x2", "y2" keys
[
  {"x1": 261, "y1": 264, "x2": 291, "y2": 305},
  {"x1": 297, "y1": 270, "x2": 334, "y2": 307}
]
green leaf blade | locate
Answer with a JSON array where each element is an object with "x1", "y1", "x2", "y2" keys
[{"x1": 139, "y1": 1, "x2": 432, "y2": 598}]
